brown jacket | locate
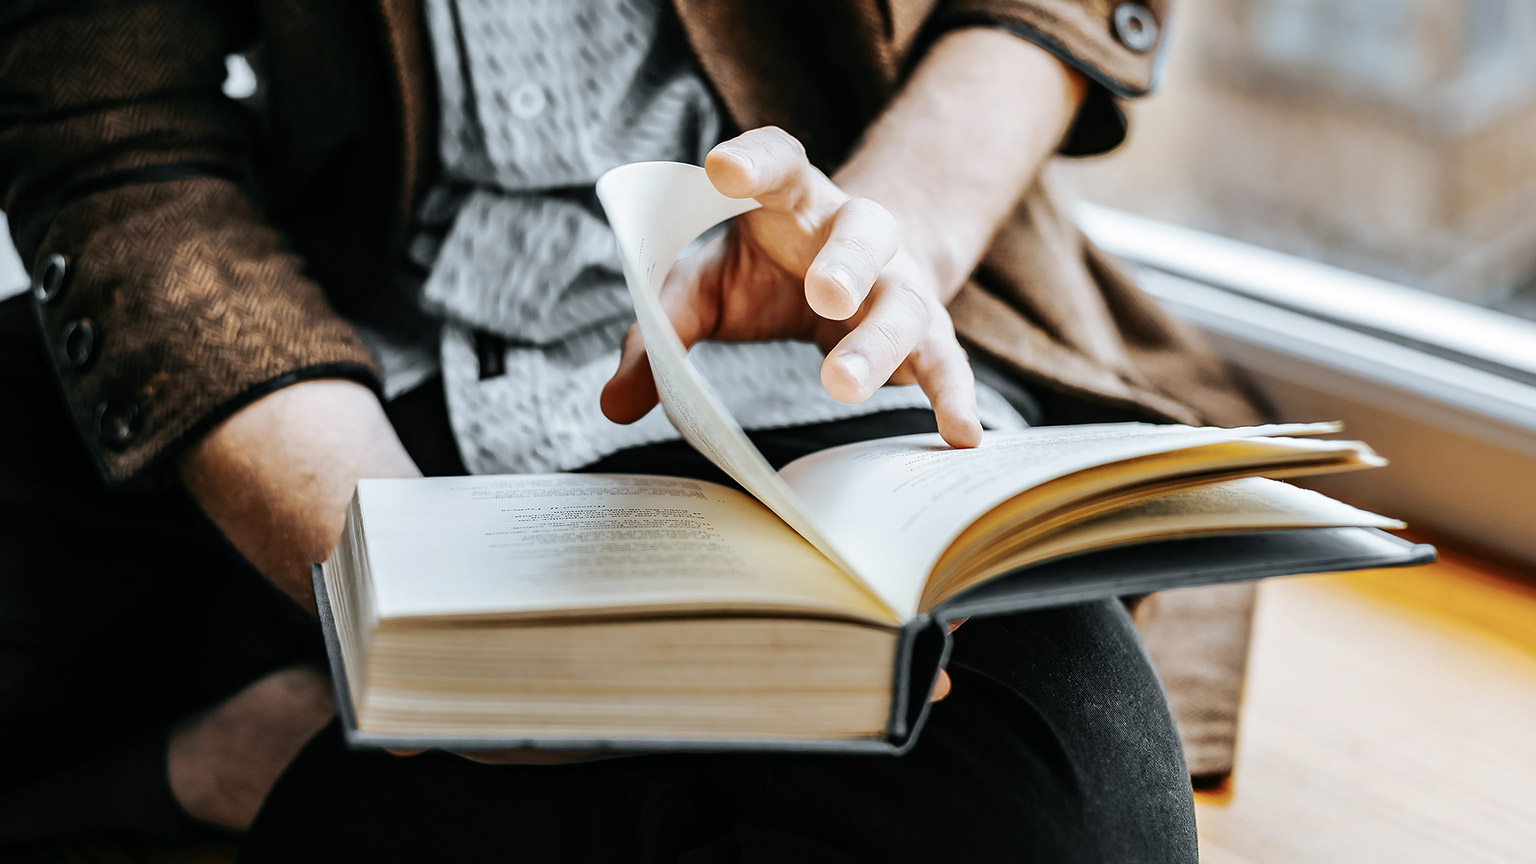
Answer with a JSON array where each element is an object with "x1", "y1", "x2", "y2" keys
[{"x1": 1, "y1": 0, "x2": 1257, "y2": 485}]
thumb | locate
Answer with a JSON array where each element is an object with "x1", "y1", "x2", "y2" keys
[
  {"x1": 600, "y1": 243, "x2": 721, "y2": 424},
  {"x1": 601, "y1": 323, "x2": 658, "y2": 424}
]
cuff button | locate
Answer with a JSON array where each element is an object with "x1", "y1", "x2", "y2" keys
[
  {"x1": 59, "y1": 318, "x2": 99, "y2": 370},
  {"x1": 96, "y1": 399, "x2": 142, "y2": 450},
  {"x1": 32, "y1": 253, "x2": 69, "y2": 303},
  {"x1": 1113, "y1": 2, "x2": 1160, "y2": 54}
]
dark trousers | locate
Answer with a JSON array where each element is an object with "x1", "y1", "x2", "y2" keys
[{"x1": 0, "y1": 294, "x2": 1197, "y2": 861}]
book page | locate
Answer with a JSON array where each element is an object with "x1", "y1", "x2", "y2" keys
[
  {"x1": 358, "y1": 474, "x2": 897, "y2": 626},
  {"x1": 927, "y1": 477, "x2": 1403, "y2": 607},
  {"x1": 595, "y1": 162, "x2": 868, "y2": 586},
  {"x1": 777, "y1": 423, "x2": 1351, "y2": 617}
]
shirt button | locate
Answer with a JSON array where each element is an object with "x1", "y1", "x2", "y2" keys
[
  {"x1": 96, "y1": 398, "x2": 142, "y2": 450},
  {"x1": 32, "y1": 253, "x2": 69, "y2": 303},
  {"x1": 1113, "y1": 3, "x2": 1160, "y2": 54},
  {"x1": 58, "y1": 317, "x2": 100, "y2": 370},
  {"x1": 510, "y1": 83, "x2": 548, "y2": 119}
]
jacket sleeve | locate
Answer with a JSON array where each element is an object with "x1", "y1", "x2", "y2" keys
[
  {"x1": 928, "y1": 0, "x2": 1172, "y2": 155},
  {"x1": 0, "y1": 0, "x2": 381, "y2": 488}
]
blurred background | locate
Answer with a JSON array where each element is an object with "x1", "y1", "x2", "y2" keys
[
  {"x1": 1062, "y1": 0, "x2": 1536, "y2": 319},
  {"x1": 1053, "y1": 4, "x2": 1536, "y2": 862}
]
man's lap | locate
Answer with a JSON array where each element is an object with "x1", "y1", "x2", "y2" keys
[
  {"x1": 245, "y1": 601, "x2": 1192, "y2": 862},
  {"x1": 0, "y1": 294, "x2": 1195, "y2": 860}
]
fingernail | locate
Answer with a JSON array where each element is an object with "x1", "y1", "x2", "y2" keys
[{"x1": 837, "y1": 353, "x2": 870, "y2": 390}]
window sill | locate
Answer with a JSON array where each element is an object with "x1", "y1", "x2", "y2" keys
[{"x1": 1079, "y1": 204, "x2": 1536, "y2": 569}]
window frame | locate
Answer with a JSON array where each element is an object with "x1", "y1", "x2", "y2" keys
[{"x1": 1080, "y1": 203, "x2": 1536, "y2": 569}]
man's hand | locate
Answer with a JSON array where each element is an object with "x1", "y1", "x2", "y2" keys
[
  {"x1": 600, "y1": 126, "x2": 984, "y2": 450},
  {"x1": 599, "y1": 30, "x2": 1084, "y2": 451}
]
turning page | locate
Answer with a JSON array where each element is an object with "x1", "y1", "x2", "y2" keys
[
  {"x1": 992, "y1": 477, "x2": 1403, "y2": 568},
  {"x1": 595, "y1": 162, "x2": 871, "y2": 586},
  {"x1": 777, "y1": 423, "x2": 1358, "y2": 617},
  {"x1": 922, "y1": 476, "x2": 1404, "y2": 608}
]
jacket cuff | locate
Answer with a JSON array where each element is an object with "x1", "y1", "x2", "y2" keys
[
  {"x1": 25, "y1": 176, "x2": 382, "y2": 488},
  {"x1": 931, "y1": 0, "x2": 1170, "y2": 155}
]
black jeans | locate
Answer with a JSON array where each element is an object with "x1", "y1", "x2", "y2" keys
[{"x1": 0, "y1": 294, "x2": 1196, "y2": 861}]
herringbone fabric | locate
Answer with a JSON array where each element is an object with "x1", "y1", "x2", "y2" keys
[
  {"x1": 1133, "y1": 582, "x2": 1259, "y2": 783},
  {"x1": 30, "y1": 178, "x2": 379, "y2": 479},
  {"x1": 0, "y1": 0, "x2": 382, "y2": 482}
]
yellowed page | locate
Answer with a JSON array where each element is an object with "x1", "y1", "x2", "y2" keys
[
  {"x1": 358, "y1": 474, "x2": 897, "y2": 626},
  {"x1": 927, "y1": 436, "x2": 1381, "y2": 593},
  {"x1": 926, "y1": 477, "x2": 1404, "y2": 607},
  {"x1": 777, "y1": 423, "x2": 1361, "y2": 617},
  {"x1": 595, "y1": 162, "x2": 872, "y2": 591}
]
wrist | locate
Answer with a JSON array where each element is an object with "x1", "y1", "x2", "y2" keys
[{"x1": 831, "y1": 26, "x2": 1088, "y2": 305}]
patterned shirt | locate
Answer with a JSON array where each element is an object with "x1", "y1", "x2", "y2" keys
[{"x1": 361, "y1": 0, "x2": 1025, "y2": 474}]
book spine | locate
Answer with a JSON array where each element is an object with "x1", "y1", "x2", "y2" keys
[
  {"x1": 312, "y1": 563, "x2": 367, "y2": 747},
  {"x1": 886, "y1": 615, "x2": 952, "y2": 755}
]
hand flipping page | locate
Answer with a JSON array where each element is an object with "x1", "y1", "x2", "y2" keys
[{"x1": 595, "y1": 162, "x2": 878, "y2": 600}]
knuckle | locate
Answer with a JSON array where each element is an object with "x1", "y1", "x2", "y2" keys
[
  {"x1": 862, "y1": 316, "x2": 911, "y2": 362},
  {"x1": 845, "y1": 197, "x2": 899, "y2": 235},
  {"x1": 830, "y1": 233, "x2": 881, "y2": 274},
  {"x1": 890, "y1": 281, "x2": 934, "y2": 328},
  {"x1": 907, "y1": 338, "x2": 940, "y2": 375},
  {"x1": 924, "y1": 337, "x2": 973, "y2": 380},
  {"x1": 760, "y1": 125, "x2": 806, "y2": 160}
]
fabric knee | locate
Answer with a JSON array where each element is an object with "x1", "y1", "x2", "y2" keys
[{"x1": 945, "y1": 601, "x2": 1199, "y2": 863}]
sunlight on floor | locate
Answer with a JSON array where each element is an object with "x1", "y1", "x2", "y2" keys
[{"x1": 1194, "y1": 552, "x2": 1536, "y2": 864}]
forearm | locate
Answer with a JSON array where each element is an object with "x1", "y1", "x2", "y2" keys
[
  {"x1": 178, "y1": 380, "x2": 420, "y2": 610},
  {"x1": 834, "y1": 27, "x2": 1087, "y2": 299}
]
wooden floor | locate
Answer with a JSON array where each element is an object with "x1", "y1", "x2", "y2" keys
[
  {"x1": 15, "y1": 551, "x2": 1535, "y2": 863},
  {"x1": 1194, "y1": 551, "x2": 1536, "y2": 863}
]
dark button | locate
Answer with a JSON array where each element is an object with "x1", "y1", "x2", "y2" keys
[
  {"x1": 31, "y1": 253, "x2": 69, "y2": 303},
  {"x1": 96, "y1": 398, "x2": 142, "y2": 450},
  {"x1": 1113, "y1": 3, "x2": 1159, "y2": 53},
  {"x1": 58, "y1": 317, "x2": 99, "y2": 370}
]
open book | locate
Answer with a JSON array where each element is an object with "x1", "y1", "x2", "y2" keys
[{"x1": 315, "y1": 162, "x2": 1434, "y2": 754}]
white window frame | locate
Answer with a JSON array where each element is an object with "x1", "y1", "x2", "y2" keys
[
  {"x1": 1080, "y1": 204, "x2": 1536, "y2": 568},
  {"x1": 0, "y1": 215, "x2": 25, "y2": 298}
]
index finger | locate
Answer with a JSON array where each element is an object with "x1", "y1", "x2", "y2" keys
[{"x1": 907, "y1": 329, "x2": 983, "y2": 449}]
